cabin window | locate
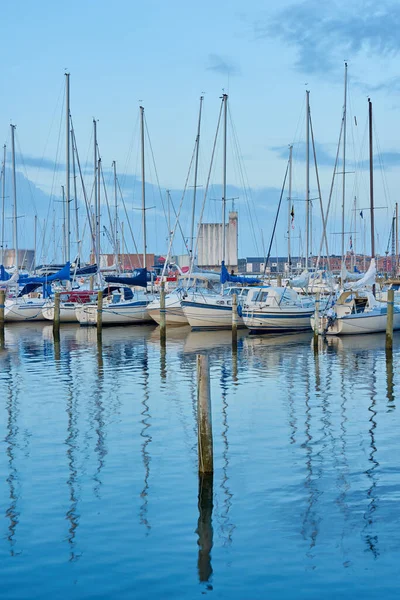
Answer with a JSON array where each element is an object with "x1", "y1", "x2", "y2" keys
[{"x1": 256, "y1": 291, "x2": 269, "y2": 303}]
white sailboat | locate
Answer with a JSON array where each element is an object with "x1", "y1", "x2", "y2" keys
[
  {"x1": 75, "y1": 105, "x2": 154, "y2": 326},
  {"x1": 242, "y1": 286, "x2": 314, "y2": 332},
  {"x1": 313, "y1": 98, "x2": 400, "y2": 336}
]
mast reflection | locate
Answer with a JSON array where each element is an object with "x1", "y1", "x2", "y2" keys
[
  {"x1": 140, "y1": 344, "x2": 152, "y2": 532},
  {"x1": 93, "y1": 340, "x2": 107, "y2": 498},
  {"x1": 219, "y1": 361, "x2": 235, "y2": 546},
  {"x1": 5, "y1": 354, "x2": 20, "y2": 556},
  {"x1": 364, "y1": 361, "x2": 379, "y2": 558}
]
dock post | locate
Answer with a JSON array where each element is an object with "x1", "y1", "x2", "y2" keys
[
  {"x1": 53, "y1": 292, "x2": 60, "y2": 339},
  {"x1": 97, "y1": 290, "x2": 103, "y2": 340},
  {"x1": 277, "y1": 273, "x2": 282, "y2": 287},
  {"x1": 232, "y1": 293, "x2": 238, "y2": 347},
  {"x1": 197, "y1": 354, "x2": 213, "y2": 474},
  {"x1": 313, "y1": 291, "x2": 320, "y2": 350},
  {"x1": 160, "y1": 280, "x2": 166, "y2": 344},
  {"x1": 386, "y1": 288, "x2": 394, "y2": 352},
  {"x1": 0, "y1": 289, "x2": 5, "y2": 333}
]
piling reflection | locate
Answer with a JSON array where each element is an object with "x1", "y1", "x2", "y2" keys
[
  {"x1": 140, "y1": 345, "x2": 152, "y2": 532},
  {"x1": 386, "y1": 350, "x2": 395, "y2": 407},
  {"x1": 5, "y1": 354, "x2": 20, "y2": 556},
  {"x1": 196, "y1": 473, "x2": 214, "y2": 586}
]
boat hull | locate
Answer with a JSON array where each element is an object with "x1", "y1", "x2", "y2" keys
[
  {"x1": 147, "y1": 304, "x2": 188, "y2": 326},
  {"x1": 181, "y1": 300, "x2": 245, "y2": 330},
  {"x1": 5, "y1": 299, "x2": 47, "y2": 322},
  {"x1": 243, "y1": 308, "x2": 314, "y2": 333},
  {"x1": 42, "y1": 302, "x2": 80, "y2": 323},
  {"x1": 75, "y1": 301, "x2": 153, "y2": 326},
  {"x1": 314, "y1": 311, "x2": 400, "y2": 335}
]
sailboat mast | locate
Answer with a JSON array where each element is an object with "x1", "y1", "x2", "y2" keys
[
  {"x1": 368, "y1": 98, "x2": 375, "y2": 262},
  {"x1": 65, "y1": 72, "x2": 71, "y2": 264},
  {"x1": 287, "y1": 144, "x2": 293, "y2": 275},
  {"x1": 98, "y1": 157, "x2": 101, "y2": 270},
  {"x1": 1, "y1": 144, "x2": 5, "y2": 266},
  {"x1": 341, "y1": 62, "x2": 347, "y2": 264},
  {"x1": 113, "y1": 160, "x2": 119, "y2": 265},
  {"x1": 221, "y1": 93, "x2": 228, "y2": 265},
  {"x1": 190, "y1": 95, "x2": 203, "y2": 257},
  {"x1": 61, "y1": 185, "x2": 66, "y2": 263},
  {"x1": 140, "y1": 106, "x2": 147, "y2": 269},
  {"x1": 305, "y1": 90, "x2": 310, "y2": 270},
  {"x1": 93, "y1": 119, "x2": 98, "y2": 268},
  {"x1": 396, "y1": 202, "x2": 399, "y2": 275},
  {"x1": 11, "y1": 125, "x2": 18, "y2": 271}
]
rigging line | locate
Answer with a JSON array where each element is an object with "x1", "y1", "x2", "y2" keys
[
  {"x1": 189, "y1": 97, "x2": 224, "y2": 279},
  {"x1": 40, "y1": 91, "x2": 65, "y2": 264},
  {"x1": 228, "y1": 105, "x2": 260, "y2": 256},
  {"x1": 161, "y1": 140, "x2": 197, "y2": 278},
  {"x1": 71, "y1": 122, "x2": 96, "y2": 261},
  {"x1": 143, "y1": 115, "x2": 168, "y2": 227},
  {"x1": 116, "y1": 177, "x2": 141, "y2": 266},
  {"x1": 263, "y1": 159, "x2": 289, "y2": 276},
  {"x1": 309, "y1": 109, "x2": 331, "y2": 274},
  {"x1": 99, "y1": 158, "x2": 117, "y2": 254}
]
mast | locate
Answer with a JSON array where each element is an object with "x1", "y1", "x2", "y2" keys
[
  {"x1": 140, "y1": 106, "x2": 146, "y2": 269},
  {"x1": 368, "y1": 98, "x2": 375, "y2": 262},
  {"x1": 61, "y1": 185, "x2": 66, "y2": 263},
  {"x1": 341, "y1": 62, "x2": 347, "y2": 264},
  {"x1": 221, "y1": 93, "x2": 228, "y2": 266},
  {"x1": 33, "y1": 215, "x2": 37, "y2": 272},
  {"x1": 305, "y1": 90, "x2": 310, "y2": 270},
  {"x1": 11, "y1": 125, "x2": 18, "y2": 271},
  {"x1": 190, "y1": 95, "x2": 203, "y2": 257},
  {"x1": 396, "y1": 202, "x2": 399, "y2": 276},
  {"x1": 93, "y1": 119, "x2": 98, "y2": 268},
  {"x1": 1, "y1": 144, "x2": 5, "y2": 266},
  {"x1": 65, "y1": 72, "x2": 71, "y2": 264},
  {"x1": 113, "y1": 160, "x2": 119, "y2": 267},
  {"x1": 287, "y1": 144, "x2": 293, "y2": 275}
]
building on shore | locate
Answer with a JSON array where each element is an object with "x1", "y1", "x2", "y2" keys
[
  {"x1": 2, "y1": 249, "x2": 35, "y2": 270},
  {"x1": 197, "y1": 211, "x2": 238, "y2": 270}
]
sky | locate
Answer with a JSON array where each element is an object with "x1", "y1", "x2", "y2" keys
[{"x1": 1, "y1": 0, "x2": 400, "y2": 265}]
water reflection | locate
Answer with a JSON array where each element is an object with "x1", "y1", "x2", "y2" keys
[
  {"x1": 364, "y1": 362, "x2": 379, "y2": 558},
  {"x1": 140, "y1": 344, "x2": 152, "y2": 533},
  {"x1": 196, "y1": 473, "x2": 214, "y2": 586},
  {"x1": 5, "y1": 353, "x2": 20, "y2": 556},
  {"x1": 93, "y1": 340, "x2": 106, "y2": 498},
  {"x1": 219, "y1": 362, "x2": 235, "y2": 546}
]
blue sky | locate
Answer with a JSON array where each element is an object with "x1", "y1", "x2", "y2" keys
[{"x1": 1, "y1": 0, "x2": 400, "y2": 264}]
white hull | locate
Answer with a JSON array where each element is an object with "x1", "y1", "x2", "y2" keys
[
  {"x1": 181, "y1": 300, "x2": 245, "y2": 330},
  {"x1": 42, "y1": 303, "x2": 80, "y2": 323},
  {"x1": 243, "y1": 307, "x2": 313, "y2": 332},
  {"x1": 75, "y1": 301, "x2": 153, "y2": 326},
  {"x1": 5, "y1": 299, "x2": 47, "y2": 322},
  {"x1": 313, "y1": 311, "x2": 400, "y2": 335},
  {"x1": 147, "y1": 295, "x2": 188, "y2": 326}
]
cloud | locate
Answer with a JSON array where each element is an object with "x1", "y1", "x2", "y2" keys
[
  {"x1": 206, "y1": 54, "x2": 241, "y2": 76},
  {"x1": 10, "y1": 153, "x2": 65, "y2": 172},
  {"x1": 271, "y1": 142, "x2": 336, "y2": 167},
  {"x1": 257, "y1": 0, "x2": 400, "y2": 74}
]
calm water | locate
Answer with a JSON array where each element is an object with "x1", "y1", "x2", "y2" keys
[{"x1": 1, "y1": 323, "x2": 400, "y2": 599}]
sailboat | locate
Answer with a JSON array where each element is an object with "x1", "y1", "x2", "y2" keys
[
  {"x1": 75, "y1": 106, "x2": 154, "y2": 326},
  {"x1": 313, "y1": 98, "x2": 400, "y2": 335},
  {"x1": 181, "y1": 94, "x2": 257, "y2": 330}
]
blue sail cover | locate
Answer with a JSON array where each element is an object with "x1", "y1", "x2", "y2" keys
[
  {"x1": 220, "y1": 261, "x2": 261, "y2": 285},
  {"x1": 0, "y1": 265, "x2": 11, "y2": 281},
  {"x1": 21, "y1": 262, "x2": 71, "y2": 285},
  {"x1": 105, "y1": 268, "x2": 148, "y2": 288}
]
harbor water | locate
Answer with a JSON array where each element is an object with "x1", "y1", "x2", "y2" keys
[{"x1": 1, "y1": 323, "x2": 400, "y2": 599}]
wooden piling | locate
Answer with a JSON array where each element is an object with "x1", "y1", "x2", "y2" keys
[
  {"x1": 97, "y1": 290, "x2": 103, "y2": 339},
  {"x1": 53, "y1": 292, "x2": 60, "y2": 339},
  {"x1": 386, "y1": 288, "x2": 394, "y2": 351},
  {"x1": 277, "y1": 274, "x2": 282, "y2": 287},
  {"x1": 232, "y1": 292, "x2": 238, "y2": 346},
  {"x1": 313, "y1": 291, "x2": 320, "y2": 349},
  {"x1": 197, "y1": 354, "x2": 213, "y2": 474},
  {"x1": 0, "y1": 289, "x2": 5, "y2": 332},
  {"x1": 160, "y1": 280, "x2": 166, "y2": 344}
]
